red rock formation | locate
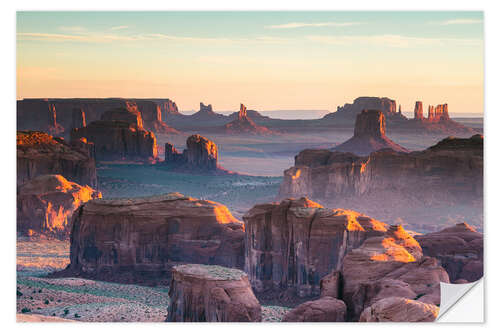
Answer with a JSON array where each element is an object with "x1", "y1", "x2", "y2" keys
[
  {"x1": 415, "y1": 223, "x2": 483, "y2": 282},
  {"x1": 71, "y1": 108, "x2": 158, "y2": 162},
  {"x1": 282, "y1": 297, "x2": 347, "y2": 322},
  {"x1": 320, "y1": 271, "x2": 341, "y2": 299},
  {"x1": 17, "y1": 174, "x2": 101, "y2": 238},
  {"x1": 66, "y1": 193, "x2": 245, "y2": 284},
  {"x1": 428, "y1": 105, "x2": 435, "y2": 120},
  {"x1": 163, "y1": 134, "x2": 230, "y2": 174},
  {"x1": 359, "y1": 297, "x2": 439, "y2": 322},
  {"x1": 414, "y1": 101, "x2": 424, "y2": 120},
  {"x1": 167, "y1": 264, "x2": 261, "y2": 322},
  {"x1": 17, "y1": 131, "x2": 97, "y2": 188},
  {"x1": 340, "y1": 225, "x2": 448, "y2": 319},
  {"x1": 323, "y1": 97, "x2": 398, "y2": 123},
  {"x1": 334, "y1": 110, "x2": 409, "y2": 155},
  {"x1": 280, "y1": 135, "x2": 483, "y2": 211},
  {"x1": 429, "y1": 103, "x2": 450, "y2": 122},
  {"x1": 223, "y1": 104, "x2": 274, "y2": 135},
  {"x1": 133, "y1": 100, "x2": 179, "y2": 134},
  {"x1": 243, "y1": 197, "x2": 388, "y2": 297},
  {"x1": 17, "y1": 99, "x2": 64, "y2": 135},
  {"x1": 71, "y1": 108, "x2": 86, "y2": 129}
]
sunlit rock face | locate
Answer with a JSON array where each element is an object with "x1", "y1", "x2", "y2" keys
[
  {"x1": 340, "y1": 225, "x2": 449, "y2": 320},
  {"x1": 17, "y1": 174, "x2": 101, "y2": 238},
  {"x1": 414, "y1": 101, "x2": 424, "y2": 120},
  {"x1": 242, "y1": 197, "x2": 388, "y2": 297},
  {"x1": 333, "y1": 110, "x2": 409, "y2": 155},
  {"x1": 17, "y1": 131, "x2": 97, "y2": 188},
  {"x1": 167, "y1": 264, "x2": 261, "y2": 322},
  {"x1": 67, "y1": 193, "x2": 245, "y2": 285},
  {"x1": 133, "y1": 100, "x2": 179, "y2": 134},
  {"x1": 223, "y1": 104, "x2": 274, "y2": 135},
  {"x1": 70, "y1": 108, "x2": 158, "y2": 162},
  {"x1": 415, "y1": 223, "x2": 483, "y2": 282},
  {"x1": 280, "y1": 135, "x2": 483, "y2": 207},
  {"x1": 359, "y1": 297, "x2": 439, "y2": 322}
]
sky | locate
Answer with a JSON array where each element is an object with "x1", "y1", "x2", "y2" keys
[{"x1": 16, "y1": 11, "x2": 484, "y2": 115}]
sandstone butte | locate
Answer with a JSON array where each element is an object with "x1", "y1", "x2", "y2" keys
[
  {"x1": 279, "y1": 134, "x2": 483, "y2": 206},
  {"x1": 243, "y1": 197, "x2": 389, "y2": 297},
  {"x1": 64, "y1": 193, "x2": 245, "y2": 285},
  {"x1": 415, "y1": 222, "x2": 483, "y2": 283},
  {"x1": 70, "y1": 107, "x2": 158, "y2": 162},
  {"x1": 333, "y1": 109, "x2": 409, "y2": 155},
  {"x1": 17, "y1": 174, "x2": 101, "y2": 238},
  {"x1": 17, "y1": 131, "x2": 97, "y2": 188},
  {"x1": 223, "y1": 104, "x2": 274, "y2": 135},
  {"x1": 167, "y1": 264, "x2": 261, "y2": 322},
  {"x1": 323, "y1": 96, "x2": 400, "y2": 122},
  {"x1": 163, "y1": 134, "x2": 232, "y2": 174},
  {"x1": 17, "y1": 98, "x2": 179, "y2": 135}
]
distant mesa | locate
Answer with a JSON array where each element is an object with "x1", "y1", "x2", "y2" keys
[
  {"x1": 17, "y1": 174, "x2": 101, "y2": 238},
  {"x1": 17, "y1": 98, "x2": 180, "y2": 137},
  {"x1": 223, "y1": 104, "x2": 275, "y2": 135},
  {"x1": 190, "y1": 102, "x2": 228, "y2": 121},
  {"x1": 323, "y1": 96, "x2": 404, "y2": 124},
  {"x1": 333, "y1": 109, "x2": 409, "y2": 155},
  {"x1": 163, "y1": 134, "x2": 231, "y2": 174},
  {"x1": 17, "y1": 131, "x2": 97, "y2": 188},
  {"x1": 71, "y1": 107, "x2": 158, "y2": 162}
]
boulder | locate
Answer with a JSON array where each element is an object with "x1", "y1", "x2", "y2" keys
[
  {"x1": 17, "y1": 174, "x2": 101, "y2": 238},
  {"x1": 167, "y1": 264, "x2": 261, "y2": 322},
  {"x1": 66, "y1": 193, "x2": 245, "y2": 284},
  {"x1": 333, "y1": 110, "x2": 409, "y2": 155},
  {"x1": 359, "y1": 297, "x2": 439, "y2": 322},
  {"x1": 17, "y1": 131, "x2": 97, "y2": 188},
  {"x1": 340, "y1": 225, "x2": 449, "y2": 320},
  {"x1": 415, "y1": 223, "x2": 483, "y2": 282},
  {"x1": 282, "y1": 297, "x2": 346, "y2": 322},
  {"x1": 70, "y1": 108, "x2": 158, "y2": 162},
  {"x1": 223, "y1": 104, "x2": 274, "y2": 135},
  {"x1": 243, "y1": 197, "x2": 388, "y2": 297}
]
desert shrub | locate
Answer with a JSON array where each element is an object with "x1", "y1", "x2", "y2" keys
[{"x1": 21, "y1": 308, "x2": 31, "y2": 313}]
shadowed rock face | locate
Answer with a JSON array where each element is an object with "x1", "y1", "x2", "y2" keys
[
  {"x1": 282, "y1": 297, "x2": 347, "y2": 322},
  {"x1": 340, "y1": 226, "x2": 449, "y2": 320},
  {"x1": 67, "y1": 193, "x2": 245, "y2": 285},
  {"x1": 17, "y1": 174, "x2": 101, "y2": 238},
  {"x1": 414, "y1": 101, "x2": 424, "y2": 120},
  {"x1": 163, "y1": 134, "x2": 230, "y2": 174},
  {"x1": 17, "y1": 99, "x2": 64, "y2": 135},
  {"x1": 415, "y1": 223, "x2": 483, "y2": 282},
  {"x1": 71, "y1": 108, "x2": 86, "y2": 129},
  {"x1": 167, "y1": 264, "x2": 261, "y2": 322},
  {"x1": 223, "y1": 104, "x2": 274, "y2": 135},
  {"x1": 243, "y1": 197, "x2": 388, "y2": 297},
  {"x1": 17, "y1": 131, "x2": 97, "y2": 188},
  {"x1": 359, "y1": 297, "x2": 439, "y2": 322},
  {"x1": 280, "y1": 135, "x2": 483, "y2": 212},
  {"x1": 333, "y1": 110, "x2": 409, "y2": 155},
  {"x1": 70, "y1": 108, "x2": 158, "y2": 162}
]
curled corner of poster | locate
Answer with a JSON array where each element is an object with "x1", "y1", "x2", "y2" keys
[{"x1": 436, "y1": 278, "x2": 484, "y2": 322}]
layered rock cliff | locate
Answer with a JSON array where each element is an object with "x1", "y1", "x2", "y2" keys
[
  {"x1": 70, "y1": 108, "x2": 158, "y2": 162},
  {"x1": 17, "y1": 174, "x2": 101, "y2": 238},
  {"x1": 163, "y1": 134, "x2": 230, "y2": 174},
  {"x1": 17, "y1": 131, "x2": 97, "y2": 188},
  {"x1": 223, "y1": 104, "x2": 274, "y2": 135},
  {"x1": 17, "y1": 99, "x2": 64, "y2": 135},
  {"x1": 323, "y1": 97, "x2": 402, "y2": 124},
  {"x1": 279, "y1": 135, "x2": 483, "y2": 229},
  {"x1": 243, "y1": 197, "x2": 388, "y2": 297},
  {"x1": 66, "y1": 193, "x2": 245, "y2": 284},
  {"x1": 333, "y1": 110, "x2": 409, "y2": 155}
]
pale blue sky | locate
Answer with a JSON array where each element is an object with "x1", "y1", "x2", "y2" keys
[{"x1": 17, "y1": 11, "x2": 483, "y2": 114}]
